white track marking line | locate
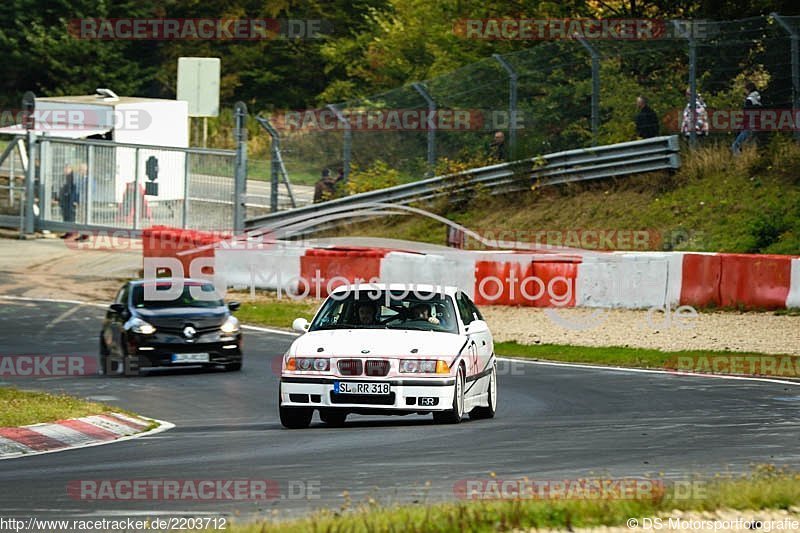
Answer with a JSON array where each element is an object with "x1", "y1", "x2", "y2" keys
[
  {"x1": 499, "y1": 357, "x2": 800, "y2": 387},
  {"x1": 42, "y1": 304, "x2": 82, "y2": 331}
]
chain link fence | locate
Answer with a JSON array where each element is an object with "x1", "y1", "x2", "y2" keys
[{"x1": 261, "y1": 15, "x2": 800, "y2": 193}]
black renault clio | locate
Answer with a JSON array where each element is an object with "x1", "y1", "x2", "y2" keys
[{"x1": 100, "y1": 279, "x2": 243, "y2": 376}]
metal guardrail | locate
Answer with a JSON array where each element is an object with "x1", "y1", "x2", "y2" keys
[{"x1": 245, "y1": 135, "x2": 681, "y2": 231}]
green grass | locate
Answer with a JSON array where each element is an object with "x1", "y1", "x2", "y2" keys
[
  {"x1": 222, "y1": 467, "x2": 800, "y2": 532},
  {"x1": 319, "y1": 139, "x2": 800, "y2": 255},
  {"x1": 495, "y1": 341, "x2": 800, "y2": 377},
  {"x1": 232, "y1": 294, "x2": 319, "y2": 329},
  {"x1": 0, "y1": 387, "x2": 124, "y2": 427}
]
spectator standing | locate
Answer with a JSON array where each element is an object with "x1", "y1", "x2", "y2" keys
[
  {"x1": 732, "y1": 81, "x2": 761, "y2": 154},
  {"x1": 57, "y1": 168, "x2": 79, "y2": 238},
  {"x1": 635, "y1": 96, "x2": 659, "y2": 138},
  {"x1": 313, "y1": 168, "x2": 343, "y2": 203},
  {"x1": 680, "y1": 88, "x2": 709, "y2": 139},
  {"x1": 489, "y1": 131, "x2": 506, "y2": 161}
]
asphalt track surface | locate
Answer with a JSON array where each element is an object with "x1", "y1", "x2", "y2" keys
[{"x1": 0, "y1": 299, "x2": 799, "y2": 524}]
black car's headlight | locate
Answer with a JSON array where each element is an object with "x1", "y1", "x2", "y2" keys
[
  {"x1": 130, "y1": 317, "x2": 156, "y2": 335},
  {"x1": 220, "y1": 316, "x2": 240, "y2": 334}
]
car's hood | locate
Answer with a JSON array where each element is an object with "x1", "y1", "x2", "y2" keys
[
  {"x1": 135, "y1": 306, "x2": 228, "y2": 329},
  {"x1": 291, "y1": 328, "x2": 465, "y2": 358}
]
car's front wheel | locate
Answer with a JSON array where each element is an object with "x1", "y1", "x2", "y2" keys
[
  {"x1": 319, "y1": 409, "x2": 347, "y2": 427},
  {"x1": 278, "y1": 384, "x2": 312, "y2": 429},
  {"x1": 122, "y1": 342, "x2": 140, "y2": 377},
  {"x1": 225, "y1": 360, "x2": 243, "y2": 372},
  {"x1": 469, "y1": 364, "x2": 497, "y2": 420},
  {"x1": 433, "y1": 365, "x2": 464, "y2": 424}
]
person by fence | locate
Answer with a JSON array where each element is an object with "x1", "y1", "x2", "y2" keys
[
  {"x1": 731, "y1": 81, "x2": 762, "y2": 154},
  {"x1": 635, "y1": 96, "x2": 659, "y2": 139}
]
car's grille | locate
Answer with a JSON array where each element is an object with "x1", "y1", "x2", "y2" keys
[
  {"x1": 338, "y1": 359, "x2": 363, "y2": 376},
  {"x1": 365, "y1": 359, "x2": 390, "y2": 376},
  {"x1": 158, "y1": 325, "x2": 220, "y2": 336},
  {"x1": 330, "y1": 392, "x2": 395, "y2": 405}
]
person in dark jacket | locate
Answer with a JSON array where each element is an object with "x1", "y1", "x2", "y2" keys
[
  {"x1": 58, "y1": 169, "x2": 79, "y2": 223},
  {"x1": 489, "y1": 131, "x2": 506, "y2": 161},
  {"x1": 635, "y1": 96, "x2": 659, "y2": 138},
  {"x1": 313, "y1": 168, "x2": 343, "y2": 203},
  {"x1": 732, "y1": 81, "x2": 761, "y2": 154}
]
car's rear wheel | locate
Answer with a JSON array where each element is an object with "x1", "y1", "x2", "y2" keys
[
  {"x1": 433, "y1": 365, "x2": 464, "y2": 424},
  {"x1": 469, "y1": 364, "x2": 497, "y2": 420},
  {"x1": 98, "y1": 336, "x2": 109, "y2": 376},
  {"x1": 319, "y1": 409, "x2": 347, "y2": 427},
  {"x1": 278, "y1": 384, "x2": 312, "y2": 429}
]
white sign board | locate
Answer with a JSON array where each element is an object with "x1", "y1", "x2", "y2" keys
[{"x1": 177, "y1": 57, "x2": 220, "y2": 117}]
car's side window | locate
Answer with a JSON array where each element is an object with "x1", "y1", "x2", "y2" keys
[
  {"x1": 463, "y1": 294, "x2": 483, "y2": 322},
  {"x1": 456, "y1": 294, "x2": 473, "y2": 326},
  {"x1": 115, "y1": 285, "x2": 129, "y2": 305}
]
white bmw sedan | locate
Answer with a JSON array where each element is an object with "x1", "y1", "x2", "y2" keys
[{"x1": 278, "y1": 284, "x2": 497, "y2": 428}]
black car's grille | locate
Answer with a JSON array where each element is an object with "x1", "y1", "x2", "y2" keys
[
  {"x1": 157, "y1": 325, "x2": 221, "y2": 335},
  {"x1": 330, "y1": 392, "x2": 395, "y2": 405},
  {"x1": 338, "y1": 359, "x2": 363, "y2": 376},
  {"x1": 365, "y1": 359, "x2": 390, "y2": 376}
]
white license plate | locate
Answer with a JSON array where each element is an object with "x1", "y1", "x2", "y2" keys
[
  {"x1": 334, "y1": 381, "x2": 390, "y2": 395},
  {"x1": 172, "y1": 353, "x2": 210, "y2": 363}
]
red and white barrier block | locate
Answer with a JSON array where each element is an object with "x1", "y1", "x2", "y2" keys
[{"x1": 146, "y1": 227, "x2": 800, "y2": 311}]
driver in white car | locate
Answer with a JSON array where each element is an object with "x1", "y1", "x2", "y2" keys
[{"x1": 410, "y1": 303, "x2": 440, "y2": 325}]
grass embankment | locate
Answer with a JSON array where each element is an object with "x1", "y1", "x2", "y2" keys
[
  {"x1": 0, "y1": 387, "x2": 122, "y2": 427},
  {"x1": 319, "y1": 140, "x2": 800, "y2": 255},
  {"x1": 223, "y1": 468, "x2": 800, "y2": 532}
]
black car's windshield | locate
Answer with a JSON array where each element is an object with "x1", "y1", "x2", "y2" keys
[
  {"x1": 309, "y1": 289, "x2": 458, "y2": 334},
  {"x1": 131, "y1": 282, "x2": 224, "y2": 309}
]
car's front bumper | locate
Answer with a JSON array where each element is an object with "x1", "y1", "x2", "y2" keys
[
  {"x1": 280, "y1": 376, "x2": 456, "y2": 413},
  {"x1": 128, "y1": 332, "x2": 242, "y2": 367}
]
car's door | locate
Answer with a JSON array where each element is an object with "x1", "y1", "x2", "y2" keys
[
  {"x1": 108, "y1": 283, "x2": 130, "y2": 354},
  {"x1": 455, "y1": 294, "x2": 480, "y2": 380},
  {"x1": 457, "y1": 293, "x2": 493, "y2": 396}
]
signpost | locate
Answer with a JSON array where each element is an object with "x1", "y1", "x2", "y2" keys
[{"x1": 177, "y1": 57, "x2": 221, "y2": 147}]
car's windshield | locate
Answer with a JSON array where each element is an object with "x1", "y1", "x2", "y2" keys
[
  {"x1": 131, "y1": 283, "x2": 224, "y2": 309},
  {"x1": 309, "y1": 289, "x2": 458, "y2": 334}
]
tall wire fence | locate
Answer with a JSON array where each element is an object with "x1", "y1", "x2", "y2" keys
[{"x1": 259, "y1": 15, "x2": 800, "y2": 193}]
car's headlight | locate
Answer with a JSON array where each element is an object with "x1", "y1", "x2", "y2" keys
[
  {"x1": 399, "y1": 359, "x2": 448, "y2": 373},
  {"x1": 286, "y1": 357, "x2": 329, "y2": 371},
  {"x1": 220, "y1": 315, "x2": 240, "y2": 334},
  {"x1": 130, "y1": 318, "x2": 156, "y2": 335}
]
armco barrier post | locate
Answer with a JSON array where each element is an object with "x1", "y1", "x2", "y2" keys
[
  {"x1": 412, "y1": 82, "x2": 437, "y2": 176},
  {"x1": 234, "y1": 101, "x2": 248, "y2": 231}
]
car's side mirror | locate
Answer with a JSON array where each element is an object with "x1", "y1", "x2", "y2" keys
[
  {"x1": 109, "y1": 303, "x2": 126, "y2": 315},
  {"x1": 228, "y1": 301, "x2": 241, "y2": 312},
  {"x1": 292, "y1": 318, "x2": 310, "y2": 333},
  {"x1": 465, "y1": 319, "x2": 488, "y2": 334}
]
